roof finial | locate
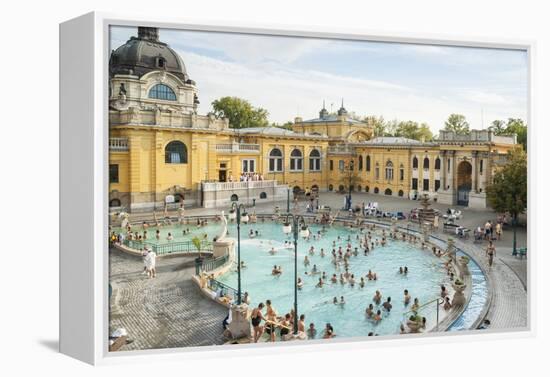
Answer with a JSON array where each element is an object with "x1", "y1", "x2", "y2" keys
[
  {"x1": 341, "y1": 98, "x2": 344, "y2": 108},
  {"x1": 323, "y1": 99, "x2": 326, "y2": 109}
]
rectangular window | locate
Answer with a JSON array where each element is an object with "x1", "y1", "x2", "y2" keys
[
  {"x1": 423, "y1": 179, "x2": 429, "y2": 191},
  {"x1": 276, "y1": 158, "x2": 283, "y2": 172},
  {"x1": 109, "y1": 164, "x2": 119, "y2": 183},
  {"x1": 329, "y1": 160, "x2": 334, "y2": 171},
  {"x1": 447, "y1": 158, "x2": 451, "y2": 172},
  {"x1": 309, "y1": 158, "x2": 321, "y2": 171},
  {"x1": 412, "y1": 178, "x2": 418, "y2": 190},
  {"x1": 375, "y1": 167, "x2": 380, "y2": 180},
  {"x1": 435, "y1": 179, "x2": 441, "y2": 192},
  {"x1": 400, "y1": 168, "x2": 404, "y2": 181},
  {"x1": 479, "y1": 159, "x2": 483, "y2": 174},
  {"x1": 242, "y1": 159, "x2": 256, "y2": 173},
  {"x1": 339, "y1": 160, "x2": 345, "y2": 171}
]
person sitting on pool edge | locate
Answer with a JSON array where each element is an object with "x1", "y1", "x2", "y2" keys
[
  {"x1": 323, "y1": 323, "x2": 335, "y2": 339},
  {"x1": 307, "y1": 323, "x2": 317, "y2": 339}
]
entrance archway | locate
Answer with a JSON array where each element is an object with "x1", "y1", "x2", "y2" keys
[{"x1": 456, "y1": 161, "x2": 472, "y2": 206}]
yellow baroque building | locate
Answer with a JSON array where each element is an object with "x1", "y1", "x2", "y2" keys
[{"x1": 108, "y1": 27, "x2": 518, "y2": 212}]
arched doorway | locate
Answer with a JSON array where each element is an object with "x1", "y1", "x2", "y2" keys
[{"x1": 456, "y1": 161, "x2": 472, "y2": 206}]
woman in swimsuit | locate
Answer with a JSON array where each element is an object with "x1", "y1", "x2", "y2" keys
[
  {"x1": 251, "y1": 302, "x2": 265, "y2": 343},
  {"x1": 486, "y1": 241, "x2": 496, "y2": 267}
]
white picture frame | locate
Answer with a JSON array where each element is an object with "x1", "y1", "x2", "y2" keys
[{"x1": 59, "y1": 11, "x2": 535, "y2": 365}]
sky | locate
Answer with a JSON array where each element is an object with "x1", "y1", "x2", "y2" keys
[{"x1": 110, "y1": 26, "x2": 528, "y2": 132}]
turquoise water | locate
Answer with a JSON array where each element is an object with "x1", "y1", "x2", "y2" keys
[
  {"x1": 447, "y1": 251, "x2": 488, "y2": 331},
  {"x1": 217, "y1": 222, "x2": 451, "y2": 338}
]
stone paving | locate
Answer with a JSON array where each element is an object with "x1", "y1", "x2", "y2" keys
[
  {"x1": 109, "y1": 250, "x2": 227, "y2": 351},
  {"x1": 112, "y1": 192, "x2": 528, "y2": 349}
]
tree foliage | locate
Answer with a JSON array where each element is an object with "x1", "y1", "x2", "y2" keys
[
  {"x1": 211, "y1": 96, "x2": 269, "y2": 128},
  {"x1": 489, "y1": 118, "x2": 527, "y2": 150},
  {"x1": 485, "y1": 148, "x2": 527, "y2": 218},
  {"x1": 444, "y1": 114, "x2": 470, "y2": 135},
  {"x1": 394, "y1": 121, "x2": 433, "y2": 141}
]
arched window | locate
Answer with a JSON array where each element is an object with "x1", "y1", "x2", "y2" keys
[
  {"x1": 328, "y1": 184, "x2": 334, "y2": 191},
  {"x1": 399, "y1": 164, "x2": 405, "y2": 181},
  {"x1": 269, "y1": 148, "x2": 283, "y2": 172},
  {"x1": 109, "y1": 198, "x2": 121, "y2": 207},
  {"x1": 230, "y1": 194, "x2": 239, "y2": 202},
  {"x1": 435, "y1": 157, "x2": 441, "y2": 170},
  {"x1": 384, "y1": 188, "x2": 392, "y2": 196},
  {"x1": 366, "y1": 155, "x2": 371, "y2": 172},
  {"x1": 148, "y1": 84, "x2": 177, "y2": 101},
  {"x1": 385, "y1": 161, "x2": 394, "y2": 181},
  {"x1": 374, "y1": 187, "x2": 379, "y2": 194},
  {"x1": 358, "y1": 155, "x2": 363, "y2": 171},
  {"x1": 259, "y1": 192, "x2": 267, "y2": 199},
  {"x1": 412, "y1": 156, "x2": 418, "y2": 169},
  {"x1": 309, "y1": 149, "x2": 321, "y2": 171},
  {"x1": 290, "y1": 149, "x2": 303, "y2": 171},
  {"x1": 398, "y1": 190, "x2": 404, "y2": 197},
  {"x1": 423, "y1": 157, "x2": 430, "y2": 169},
  {"x1": 338, "y1": 185, "x2": 345, "y2": 192},
  {"x1": 165, "y1": 141, "x2": 188, "y2": 164},
  {"x1": 365, "y1": 186, "x2": 369, "y2": 193}
]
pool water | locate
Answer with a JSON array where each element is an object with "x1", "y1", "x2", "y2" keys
[
  {"x1": 447, "y1": 251, "x2": 488, "y2": 331},
  {"x1": 217, "y1": 221, "x2": 451, "y2": 338}
]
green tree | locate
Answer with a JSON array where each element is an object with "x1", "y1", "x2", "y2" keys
[
  {"x1": 504, "y1": 118, "x2": 527, "y2": 150},
  {"x1": 485, "y1": 149, "x2": 527, "y2": 254},
  {"x1": 364, "y1": 115, "x2": 387, "y2": 137},
  {"x1": 444, "y1": 114, "x2": 470, "y2": 135},
  {"x1": 394, "y1": 121, "x2": 433, "y2": 141},
  {"x1": 211, "y1": 96, "x2": 269, "y2": 128},
  {"x1": 271, "y1": 121, "x2": 293, "y2": 130},
  {"x1": 489, "y1": 119, "x2": 506, "y2": 135}
]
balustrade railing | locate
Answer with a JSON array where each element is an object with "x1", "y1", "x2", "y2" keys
[
  {"x1": 109, "y1": 137, "x2": 129, "y2": 151},
  {"x1": 122, "y1": 238, "x2": 212, "y2": 256}
]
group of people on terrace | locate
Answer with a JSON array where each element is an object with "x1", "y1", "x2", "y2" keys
[{"x1": 229, "y1": 172, "x2": 265, "y2": 182}]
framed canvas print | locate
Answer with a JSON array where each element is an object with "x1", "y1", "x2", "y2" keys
[{"x1": 60, "y1": 12, "x2": 533, "y2": 365}]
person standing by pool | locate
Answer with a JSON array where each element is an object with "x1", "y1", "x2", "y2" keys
[
  {"x1": 251, "y1": 302, "x2": 265, "y2": 343},
  {"x1": 298, "y1": 314, "x2": 306, "y2": 333},
  {"x1": 486, "y1": 241, "x2": 496, "y2": 267},
  {"x1": 496, "y1": 221, "x2": 502, "y2": 240},
  {"x1": 145, "y1": 247, "x2": 156, "y2": 278}
]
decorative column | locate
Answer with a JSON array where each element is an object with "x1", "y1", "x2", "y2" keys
[
  {"x1": 471, "y1": 151, "x2": 478, "y2": 193},
  {"x1": 441, "y1": 151, "x2": 447, "y2": 189}
]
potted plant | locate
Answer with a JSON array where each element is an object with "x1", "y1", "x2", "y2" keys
[{"x1": 192, "y1": 236, "x2": 203, "y2": 259}]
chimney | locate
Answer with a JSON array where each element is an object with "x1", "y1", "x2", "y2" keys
[{"x1": 138, "y1": 27, "x2": 159, "y2": 42}]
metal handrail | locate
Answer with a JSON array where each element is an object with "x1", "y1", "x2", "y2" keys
[{"x1": 122, "y1": 238, "x2": 212, "y2": 256}]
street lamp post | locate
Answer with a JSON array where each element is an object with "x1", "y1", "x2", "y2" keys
[
  {"x1": 281, "y1": 213, "x2": 308, "y2": 335},
  {"x1": 229, "y1": 202, "x2": 249, "y2": 305}
]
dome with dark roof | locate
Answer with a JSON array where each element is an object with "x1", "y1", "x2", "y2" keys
[{"x1": 109, "y1": 27, "x2": 193, "y2": 83}]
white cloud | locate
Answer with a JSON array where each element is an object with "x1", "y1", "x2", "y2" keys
[{"x1": 109, "y1": 26, "x2": 528, "y2": 131}]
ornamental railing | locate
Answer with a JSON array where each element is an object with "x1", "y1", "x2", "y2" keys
[
  {"x1": 201, "y1": 180, "x2": 278, "y2": 191},
  {"x1": 215, "y1": 143, "x2": 260, "y2": 153},
  {"x1": 109, "y1": 137, "x2": 129, "y2": 151},
  {"x1": 122, "y1": 238, "x2": 212, "y2": 256}
]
